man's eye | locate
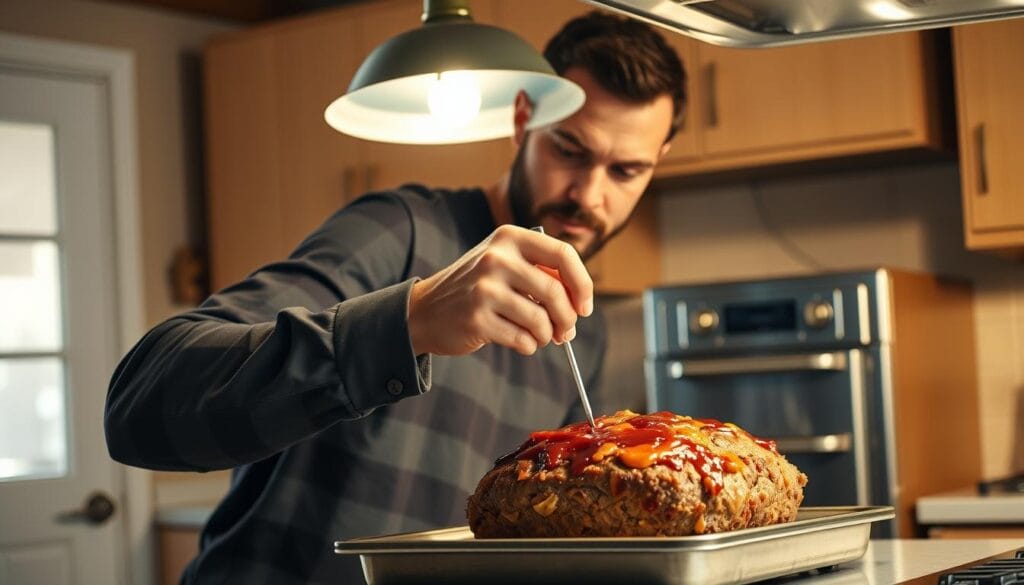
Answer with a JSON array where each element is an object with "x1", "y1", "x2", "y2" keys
[
  {"x1": 612, "y1": 165, "x2": 641, "y2": 180},
  {"x1": 555, "y1": 143, "x2": 582, "y2": 159}
]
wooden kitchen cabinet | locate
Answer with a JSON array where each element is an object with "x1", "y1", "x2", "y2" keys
[
  {"x1": 953, "y1": 20, "x2": 1024, "y2": 256},
  {"x1": 274, "y1": 13, "x2": 363, "y2": 255},
  {"x1": 655, "y1": 31, "x2": 947, "y2": 177},
  {"x1": 495, "y1": 0, "x2": 587, "y2": 59},
  {"x1": 204, "y1": 32, "x2": 287, "y2": 291},
  {"x1": 205, "y1": 14, "x2": 365, "y2": 289},
  {"x1": 658, "y1": 36, "x2": 702, "y2": 166}
]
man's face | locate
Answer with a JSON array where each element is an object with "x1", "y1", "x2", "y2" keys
[{"x1": 508, "y1": 67, "x2": 674, "y2": 260}]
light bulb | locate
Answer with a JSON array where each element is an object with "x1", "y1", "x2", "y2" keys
[{"x1": 427, "y1": 71, "x2": 482, "y2": 128}]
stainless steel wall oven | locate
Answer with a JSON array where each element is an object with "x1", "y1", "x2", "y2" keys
[{"x1": 643, "y1": 269, "x2": 981, "y2": 537}]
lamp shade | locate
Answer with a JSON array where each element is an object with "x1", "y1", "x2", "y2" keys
[{"x1": 324, "y1": 19, "x2": 585, "y2": 145}]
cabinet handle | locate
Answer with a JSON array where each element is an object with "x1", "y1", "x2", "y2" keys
[
  {"x1": 342, "y1": 167, "x2": 357, "y2": 202},
  {"x1": 704, "y1": 62, "x2": 719, "y2": 128},
  {"x1": 974, "y1": 123, "x2": 988, "y2": 195}
]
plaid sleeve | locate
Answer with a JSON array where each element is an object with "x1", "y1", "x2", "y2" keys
[{"x1": 104, "y1": 193, "x2": 432, "y2": 472}]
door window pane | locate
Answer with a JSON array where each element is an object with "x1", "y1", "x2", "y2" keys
[
  {"x1": 0, "y1": 241, "x2": 62, "y2": 352},
  {"x1": 0, "y1": 358, "x2": 66, "y2": 481},
  {"x1": 0, "y1": 121, "x2": 57, "y2": 235}
]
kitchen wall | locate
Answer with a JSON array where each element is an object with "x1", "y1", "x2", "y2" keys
[
  {"x1": 598, "y1": 295, "x2": 648, "y2": 414},
  {"x1": 0, "y1": 0, "x2": 235, "y2": 327},
  {"x1": 655, "y1": 160, "x2": 1024, "y2": 480}
]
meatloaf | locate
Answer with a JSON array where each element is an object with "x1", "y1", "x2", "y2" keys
[{"x1": 467, "y1": 410, "x2": 806, "y2": 538}]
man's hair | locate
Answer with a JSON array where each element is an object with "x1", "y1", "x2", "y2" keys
[{"x1": 544, "y1": 11, "x2": 688, "y2": 143}]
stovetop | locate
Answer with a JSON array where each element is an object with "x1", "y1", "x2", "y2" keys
[{"x1": 937, "y1": 549, "x2": 1024, "y2": 585}]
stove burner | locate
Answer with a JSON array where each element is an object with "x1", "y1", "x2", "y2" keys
[{"x1": 939, "y1": 550, "x2": 1024, "y2": 585}]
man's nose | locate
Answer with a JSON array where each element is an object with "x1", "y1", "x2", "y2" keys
[{"x1": 569, "y1": 166, "x2": 605, "y2": 211}]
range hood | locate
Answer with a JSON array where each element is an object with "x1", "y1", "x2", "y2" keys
[{"x1": 584, "y1": 0, "x2": 1024, "y2": 47}]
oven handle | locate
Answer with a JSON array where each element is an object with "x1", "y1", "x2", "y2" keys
[
  {"x1": 770, "y1": 433, "x2": 852, "y2": 454},
  {"x1": 666, "y1": 352, "x2": 848, "y2": 378}
]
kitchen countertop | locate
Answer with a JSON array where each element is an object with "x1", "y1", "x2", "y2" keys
[
  {"x1": 154, "y1": 501, "x2": 1022, "y2": 581},
  {"x1": 794, "y1": 539, "x2": 1023, "y2": 583},
  {"x1": 917, "y1": 487, "x2": 1024, "y2": 524},
  {"x1": 154, "y1": 504, "x2": 1021, "y2": 585}
]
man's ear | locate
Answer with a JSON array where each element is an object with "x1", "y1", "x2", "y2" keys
[
  {"x1": 512, "y1": 90, "x2": 534, "y2": 147},
  {"x1": 658, "y1": 140, "x2": 673, "y2": 160}
]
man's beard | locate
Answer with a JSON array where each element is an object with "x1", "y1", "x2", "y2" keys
[{"x1": 507, "y1": 143, "x2": 634, "y2": 262}]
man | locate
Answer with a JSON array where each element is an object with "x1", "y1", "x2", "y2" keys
[{"x1": 105, "y1": 11, "x2": 686, "y2": 584}]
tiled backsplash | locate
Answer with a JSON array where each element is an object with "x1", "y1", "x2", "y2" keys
[{"x1": 656, "y1": 161, "x2": 1023, "y2": 480}]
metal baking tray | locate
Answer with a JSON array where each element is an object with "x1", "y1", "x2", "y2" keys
[{"x1": 335, "y1": 505, "x2": 894, "y2": 585}]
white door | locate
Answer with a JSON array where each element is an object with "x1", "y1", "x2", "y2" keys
[{"x1": 0, "y1": 54, "x2": 127, "y2": 584}]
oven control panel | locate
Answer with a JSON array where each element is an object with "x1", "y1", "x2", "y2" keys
[
  {"x1": 644, "y1": 271, "x2": 888, "y2": 355},
  {"x1": 688, "y1": 298, "x2": 834, "y2": 336}
]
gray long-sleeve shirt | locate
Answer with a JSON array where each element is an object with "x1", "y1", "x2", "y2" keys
[{"x1": 105, "y1": 185, "x2": 608, "y2": 585}]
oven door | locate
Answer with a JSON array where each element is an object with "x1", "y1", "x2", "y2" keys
[{"x1": 646, "y1": 349, "x2": 874, "y2": 510}]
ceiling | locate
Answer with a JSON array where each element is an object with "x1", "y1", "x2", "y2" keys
[{"x1": 99, "y1": 0, "x2": 355, "y2": 23}]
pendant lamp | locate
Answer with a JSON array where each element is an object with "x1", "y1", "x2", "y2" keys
[{"x1": 324, "y1": 0, "x2": 586, "y2": 145}]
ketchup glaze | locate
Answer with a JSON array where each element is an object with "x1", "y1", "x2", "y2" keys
[{"x1": 496, "y1": 410, "x2": 777, "y2": 496}]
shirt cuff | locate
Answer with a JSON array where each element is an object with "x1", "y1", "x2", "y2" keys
[{"x1": 331, "y1": 279, "x2": 432, "y2": 414}]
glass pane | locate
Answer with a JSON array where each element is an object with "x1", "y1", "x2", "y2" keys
[
  {"x1": 0, "y1": 241, "x2": 63, "y2": 352},
  {"x1": 0, "y1": 121, "x2": 57, "y2": 235},
  {"x1": 0, "y1": 358, "x2": 67, "y2": 481}
]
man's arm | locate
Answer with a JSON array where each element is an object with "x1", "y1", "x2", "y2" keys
[
  {"x1": 106, "y1": 191, "x2": 597, "y2": 472},
  {"x1": 104, "y1": 193, "x2": 428, "y2": 472}
]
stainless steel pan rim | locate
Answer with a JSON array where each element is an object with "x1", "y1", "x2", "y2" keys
[{"x1": 335, "y1": 505, "x2": 894, "y2": 554}]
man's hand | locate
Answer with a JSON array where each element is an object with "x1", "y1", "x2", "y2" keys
[{"x1": 408, "y1": 225, "x2": 594, "y2": 356}]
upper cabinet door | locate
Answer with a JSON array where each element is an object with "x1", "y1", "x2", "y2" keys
[
  {"x1": 954, "y1": 20, "x2": 1024, "y2": 250},
  {"x1": 657, "y1": 34, "x2": 702, "y2": 167},
  {"x1": 692, "y1": 32, "x2": 939, "y2": 166},
  {"x1": 355, "y1": 0, "x2": 512, "y2": 193},
  {"x1": 204, "y1": 34, "x2": 286, "y2": 290},
  {"x1": 275, "y1": 15, "x2": 362, "y2": 253},
  {"x1": 495, "y1": 0, "x2": 589, "y2": 66}
]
